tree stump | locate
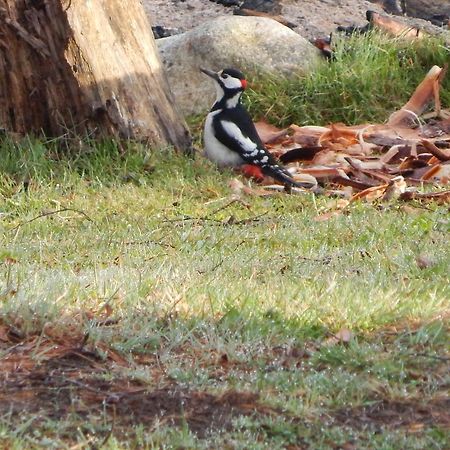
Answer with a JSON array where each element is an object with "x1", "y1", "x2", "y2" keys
[{"x1": 0, "y1": 0, "x2": 191, "y2": 151}]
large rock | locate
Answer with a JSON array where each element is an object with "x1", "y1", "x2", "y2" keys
[
  {"x1": 405, "y1": 0, "x2": 450, "y2": 24},
  {"x1": 157, "y1": 16, "x2": 322, "y2": 116},
  {"x1": 373, "y1": 0, "x2": 450, "y2": 25}
]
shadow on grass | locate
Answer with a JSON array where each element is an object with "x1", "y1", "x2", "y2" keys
[{"x1": 1, "y1": 315, "x2": 448, "y2": 446}]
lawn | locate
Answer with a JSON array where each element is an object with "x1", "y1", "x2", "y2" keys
[{"x1": 1, "y1": 33, "x2": 449, "y2": 449}]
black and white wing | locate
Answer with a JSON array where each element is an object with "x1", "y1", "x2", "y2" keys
[{"x1": 214, "y1": 108, "x2": 311, "y2": 187}]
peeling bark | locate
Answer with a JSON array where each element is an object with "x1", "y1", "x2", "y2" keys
[{"x1": 0, "y1": 0, "x2": 191, "y2": 151}]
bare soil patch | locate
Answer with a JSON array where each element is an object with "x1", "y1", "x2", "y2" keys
[
  {"x1": 332, "y1": 398, "x2": 450, "y2": 431},
  {"x1": 0, "y1": 326, "x2": 274, "y2": 439},
  {"x1": 1, "y1": 320, "x2": 448, "y2": 442}
]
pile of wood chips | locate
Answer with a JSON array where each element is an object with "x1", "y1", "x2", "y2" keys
[{"x1": 241, "y1": 65, "x2": 450, "y2": 209}]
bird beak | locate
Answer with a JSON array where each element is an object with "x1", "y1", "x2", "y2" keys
[{"x1": 200, "y1": 67, "x2": 220, "y2": 81}]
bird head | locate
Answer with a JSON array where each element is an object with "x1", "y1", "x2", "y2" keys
[{"x1": 200, "y1": 67, "x2": 247, "y2": 106}]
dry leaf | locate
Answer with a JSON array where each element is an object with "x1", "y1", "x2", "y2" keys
[
  {"x1": 292, "y1": 173, "x2": 318, "y2": 188},
  {"x1": 421, "y1": 163, "x2": 450, "y2": 182},
  {"x1": 319, "y1": 123, "x2": 359, "y2": 146},
  {"x1": 420, "y1": 140, "x2": 450, "y2": 162},
  {"x1": 350, "y1": 185, "x2": 388, "y2": 202},
  {"x1": 314, "y1": 210, "x2": 343, "y2": 222},
  {"x1": 298, "y1": 167, "x2": 348, "y2": 179},
  {"x1": 407, "y1": 422, "x2": 425, "y2": 433},
  {"x1": 381, "y1": 176, "x2": 407, "y2": 202},
  {"x1": 254, "y1": 121, "x2": 288, "y2": 144},
  {"x1": 416, "y1": 255, "x2": 436, "y2": 270},
  {"x1": 324, "y1": 328, "x2": 354, "y2": 346},
  {"x1": 229, "y1": 178, "x2": 275, "y2": 197},
  {"x1": 223, "y1": 68, "x2": 450, "y2": 208},
  {"x1": 400, "y1": 190, "x2": 450, "y2": 203},
  {"x1": 335, "y1": 328, "x2": 353, "y2": 343},
  {"x1": 0, "y1": 325, "x2": 10, "y2": 342},
  {"x1": 229, "y1": 178, "x2": 246, "y2": 195}
]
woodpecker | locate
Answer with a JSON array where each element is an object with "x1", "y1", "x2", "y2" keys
[{"x1": 201, "y1": 67, "x2": 313, "y2": 189}]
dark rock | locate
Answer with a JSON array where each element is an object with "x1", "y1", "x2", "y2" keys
[
  {"x1": 369, "y1": 0, "x2": 403, "y2": 15},
  {"x1": 236, "y1": 0, "x2": 282, "y2": 15},
  {"x1": 428, "y1": 14, "x2": 450, "y2": 28},
  {"x1": 337, "y1": 23, "x2": 371, "y2": 35},
  {"x1": 152, "y1": 25, "x2": 180, "y2": 39},
  {"x1": 404, "y1": 0, "x2": 450, "y2": 24},
  {"x1": 213, "y1": 0, "x2": 241, "y2": 6},
  {"x1": 370, "y1": 0, "x2": 450, "y2": 26}
]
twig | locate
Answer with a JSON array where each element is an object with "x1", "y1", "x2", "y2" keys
[
  {"x1": 161, "y1": 215, "x2": 223, "y2": 224},
  {"x1": 162, "y1": 211, "x2": 267, "y2": 226},
  {"x1": 163, "y1": 296, "x2": 185, "y2": 322},
  {"x1": 122, "y1": 239, "x2": 175, "y2": 248},
  {"x1": 90, "y1": 318, "x2": 120, "y2": 327},
  {"x1": 10, "y1": 207, "x2": 97, "y2": 231},
  {"x1": 197, "y1": 258, "x2": 225, "y2": 275},
  {"x1": 63, "y1": 377, "x2": 107, "y2": 395},
  {"x1": 229, "y1": 212, "x2": 268, "y2": 225},
  {"x1": 413, "y1": 352, "x2": 450, "y2": 362},
  {"x1": 209, "y1": 197, "x2": 251, "y2": 215}
]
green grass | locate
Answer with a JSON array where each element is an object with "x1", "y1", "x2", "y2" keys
[
  {"x1": 1, "y1": 140, "x2": 449, "y2": 449},
  {"x1": 1, "y1": 33, "x2": 450, "y2": 449},
  {"x1": 245, "y1": 32, "x2": 450, "y2": 126}
]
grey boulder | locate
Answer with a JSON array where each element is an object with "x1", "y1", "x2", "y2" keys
[
  {"x1": 404, "y1": 0, "x2": 450, "y2": 23},
  {"x1": 157, "y1": 16, "x2": 322, "y2": 116}
]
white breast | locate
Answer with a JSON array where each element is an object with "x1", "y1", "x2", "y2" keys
[{"x1": 203, "y1": 111, "x2": 244, "y2": 167}]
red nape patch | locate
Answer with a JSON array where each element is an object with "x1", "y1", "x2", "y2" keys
[
  {"x1": 241, "y1": 79, "x2": 247, "y2": 89},
  {"x1": 241, "y1": 164, "x2": 264, "y2": 181}
]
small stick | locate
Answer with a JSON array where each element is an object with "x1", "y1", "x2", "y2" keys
[{"x1": 10, "y1": 207, "x2": 97, "y2": 231}]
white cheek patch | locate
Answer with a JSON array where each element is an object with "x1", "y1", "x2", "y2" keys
[
  {"x1": 222, "y1": 76, "x2": 243, "y2": 90},
  {"x1": 221, "y1": 121, "x2": 258, "y2": 154},
  {"x1": 226, "y1": 93, "x2": 241, "y2": 109}
]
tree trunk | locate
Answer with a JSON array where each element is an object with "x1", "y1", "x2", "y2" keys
[{"x1": 0, "y1": 0, "x2": 191, "y2": 152}]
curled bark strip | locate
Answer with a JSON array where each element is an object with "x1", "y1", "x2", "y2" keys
[
  {"x1": 367, "y1": 11, "x2": 426, "y2": 40},
  {"x1": 400, "y1": 190, "x2": 450, "y2": 203},
  {"x1": 420, "y1": 140, "x2": 450, "y2": 162},
  {"x1": 388, "y1": 66, "x2": 444, "y2": 127}
]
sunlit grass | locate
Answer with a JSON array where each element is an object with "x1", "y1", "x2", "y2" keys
[
  {"x1": 1, "y1": 139, "x2": 448, "y2": 448},
  {"x1": 245, "y1": 32, "x2": 450, "y2": 126},
  {"x1": 1, "y1": 31, "x2": 449, "y2": 448}
]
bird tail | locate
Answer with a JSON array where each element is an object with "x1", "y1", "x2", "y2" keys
[{"x1": 262, "y1": 164, "x2": 314, "y2": 189}]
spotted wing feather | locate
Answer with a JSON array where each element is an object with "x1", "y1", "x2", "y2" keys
[{"x1": 213, "y1": 106, "x2": 308, "y2": 187}]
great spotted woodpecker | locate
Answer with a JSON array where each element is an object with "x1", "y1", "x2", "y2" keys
[{"x1": 201, "y1": 67, "x2": 313, "y2": 189}]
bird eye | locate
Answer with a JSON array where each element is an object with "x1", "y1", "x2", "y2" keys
[{"x1": 222, "y1": 73, "x2": 229, "y2": 79}]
